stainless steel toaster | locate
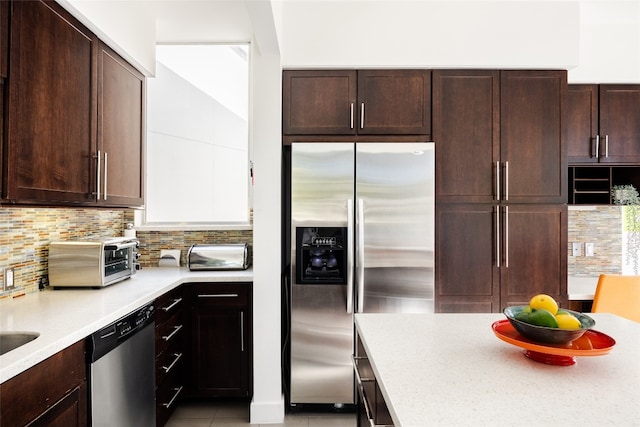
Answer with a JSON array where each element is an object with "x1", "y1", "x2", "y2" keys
[{"x1": 187, "y1": 243, "x2": 251, "y2": 271}]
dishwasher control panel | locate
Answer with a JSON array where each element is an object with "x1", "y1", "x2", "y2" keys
[{"x1": 88, "y1": 303, "x2": 155, "y2": 362}]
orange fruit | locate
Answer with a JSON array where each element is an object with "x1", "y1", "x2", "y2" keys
[{"x1": 529, "y1": 294, "x2": 558, "y2": 315}]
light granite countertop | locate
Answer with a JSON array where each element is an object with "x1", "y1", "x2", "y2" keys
[
  {"x1": 355, "y1": 312, "x2": 640, "y2": 427},
  {"x1": 0, "y1": 267, "x2": 253, "y2": 384}
]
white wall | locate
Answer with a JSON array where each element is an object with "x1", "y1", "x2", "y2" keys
[
  {"x1": 280, "y1": 1, "x2": 580, "y2": 69},
  {"x1": 59, "y1": 0, "x2": 156, "y2": 76},
  {"x1": 568, "y1": 1, "x2": 640, "y2": 83}
]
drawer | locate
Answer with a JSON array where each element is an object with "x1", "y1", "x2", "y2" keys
[
  {"x1": 156, "y1": 364, "x2": 185, "y2": 427},
  {"x1": 190, "y1": 282, "x2": 249, "y2": 308},
  {"x1": 155, "y1": 287, "x2": 185, "y2": 325},
  {"x1": 155, "y1": 311, "x2": 185, "y2": 356},
  {"x1": 156, "y1": 343, "x2": 184, "y2": 387}
]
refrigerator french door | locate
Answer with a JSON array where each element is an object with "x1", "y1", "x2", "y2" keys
[{"x1": 289, "y1": 142, "x2": 434, "y2": 406}]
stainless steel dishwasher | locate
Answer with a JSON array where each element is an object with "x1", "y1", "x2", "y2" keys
[{"x1": 88, "y1": 303, "x2": 156, "y2": 427}]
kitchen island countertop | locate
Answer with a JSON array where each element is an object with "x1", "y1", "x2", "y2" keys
[
  {"x1": 0, "y1": 267, "x2": 253, "y2": 384},
  {"x1": 355, "y1": 312, "x2": 640, "y2": 427}
]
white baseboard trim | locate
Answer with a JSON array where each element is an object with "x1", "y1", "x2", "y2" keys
[{"x1": 250, "y1": 394, "x2": 285, "y2": 424}]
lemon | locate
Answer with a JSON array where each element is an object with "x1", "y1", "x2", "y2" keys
[
  {"x1": 529, "y1": 294, "x2": 558, "y2": 315},
  {"x1": 556, "y1": 313, "x2": 581, "y2": 330}
]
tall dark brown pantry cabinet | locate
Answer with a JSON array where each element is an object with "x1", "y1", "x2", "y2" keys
[{"x1": 433, "y1": 70, "x2": 568, "y2": 313}]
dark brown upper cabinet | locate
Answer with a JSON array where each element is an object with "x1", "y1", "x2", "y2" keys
[
  {"x1": 433, "y1": 69, "x2": 567, "y2": 205},
  {"x1": 283, "y1": 69, "x2": 431, "y2": 136},
  {"x1": 6, "y1": 0, "x2": 98, "y2": 204},
  {"x1": 567, "y1": 84, "x2": 640, "y2": 164},
  {"x1": 97, "y1": 42, "x2": 145, "y2": 207},
  {"x1": 3, "y1": 1, "x2": 144, "y2": 207}
]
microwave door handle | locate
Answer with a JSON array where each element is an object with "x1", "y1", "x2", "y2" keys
[
  {"x1": 346, "y1": 199, "x2": 354, "y2": 314},
  {"x1": 357, "y1": 198, "x2": 365, "y2": 313}
]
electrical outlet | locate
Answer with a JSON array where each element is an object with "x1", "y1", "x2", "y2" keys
[
  {"x1": 585, "y1": 243, "x2": 594, "y2": 257},
  {"x1": 571, "y1": 242, "x2": 581, "y2": 257},
  {"x1": 4, "y1": 267, "x2": 15, "y2": 291}
]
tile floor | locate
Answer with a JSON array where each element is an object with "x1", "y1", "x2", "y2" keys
[{"x1": 166, "y1": 401, "x2": 357, "y2": 427}]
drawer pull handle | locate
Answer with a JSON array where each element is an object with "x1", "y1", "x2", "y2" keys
[
  {"x1": 161, "y1": 298, "x2": 183, "y2": 312},
  {"x1": 162, "y1": 386, "x2": 183, "y2": 409},
  {"x1": 352, "y1": 355, "x2": 374, "y2": 383},
  {"x1": 161, "y1": 352, "x2": 183, "y2": 373},
  {"x1": 162, "y1": 325, "x2": 183, "y2": 341},
  {"x1": 198, "y1": 293, "x2": 239, "y2": 298}
]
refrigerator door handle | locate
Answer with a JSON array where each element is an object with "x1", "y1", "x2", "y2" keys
[
  {"x1": 347, "y1": 199, "x2": 354, "y2": 314},
  {"x1": 357, "y1": 198, "x2": 365, "y2": 313}
]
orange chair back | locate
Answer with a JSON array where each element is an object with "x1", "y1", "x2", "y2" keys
[{"x1": 592, "y1": 274, "x2": 640, "y2": 322}]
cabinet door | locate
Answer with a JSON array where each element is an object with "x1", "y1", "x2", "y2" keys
[
  {"x1": 189, "y1": 283, "x2": 252, "y2": 398},
  {"x1": 6, "y1": 0, "x2": 97, "y2": 203},
  {"x1": 98, "y1": 42, "x2": 144, "y2": 207},
  {"x1": 27, "y1": 385, "x2": 87, "y2": 427},
  {"x1": 567, "y1": 84, "x2": 599, "y2": 164},
  {"x1": 283, "y1": 70, "x2": 357, "y2": 135},
  {"x1": 0, "y1": 1, "x2": 8, "y2": 78},
  {"x1": 357, "y1": 70, "x2": 431, "y2": 135},
  {"x1": 598, "y1": 85, "x2": 640, "y2": 164},
  {"x1": 0, "y1": 341, "x2": 87, "y2": 427},
  {"x1": 500, "y1": 204, "x2": 567, "y2": 309},
  {"x1": 191, "y1": 307, "x2": 249, "y2": 397},
  {"x1": 500, "y1": 70, "x2": 567, "y2": 203},
  {"x1": 435, "y1": 203, "x2": 500, "y2": 313},
  {"x1": 433, "y1": 70, "x2": 500, "y2": 203}
]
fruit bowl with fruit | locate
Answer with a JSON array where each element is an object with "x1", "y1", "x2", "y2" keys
[{"x1": 503, "y1": 294, "x2": 596, "y2": 345}]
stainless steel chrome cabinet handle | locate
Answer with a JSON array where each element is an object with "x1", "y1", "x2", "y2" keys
[
  {"x1": 594, "y1": 135, "x2": 600, "y2": 158},
  {"x1": 504, "y1": 206, "x2": 509, "y2": 268},
  {"x1": 495, "y1": 161, "x2": 500, "y2": 201},
  {"x1": 350, "y1": 103, "x2": 354, "y2": 129},
  {"x1": 495, "y1": 206, "x2": 500, "y2": 268},
  {"x1": 161, "y1": 353, "x2": 183, "y2": 373},
  {"x1": 162, "y1": 386, "x2": 183, "y2": 408},
  {"x1": 94, "y1": 150, "x2": 101, "y2": 200},
  {"x1": 357, "y1": 199, "x2": 365, "y2": 313},
  {"x1": 103, "y1": 151, "x2": 108, "y2": 200},
  {"x1": 161, "y1": 298, "x2": 182, "y2": 312},
  {"x1": 240, "y1": 311, "x2": 244, "y2": 352},
  {"x1": 198, "y1": 294, "x2": 239, "y2": 298},
  {"x1": 604, "y1": 134, "x2": 609, "y2": 157},
  {"x1": 162, "y1": 324, "x2": 183, "y2": 341},
  {"x1": 347, "y1": 199, "x2": 354, "y2": 314},
  {"x1": 360, "y1": 103, "x2": 365, "y2": 129},
  {"x1": 504, "y1": 161, "x2": 509, "y2": 201}
]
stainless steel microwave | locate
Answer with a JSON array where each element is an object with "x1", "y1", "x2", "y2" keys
[{"x1": 49, "y1": 237, "x2": 139, "y2": 288}]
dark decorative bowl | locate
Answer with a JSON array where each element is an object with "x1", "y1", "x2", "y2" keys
[{"x1": 503, "y1": 306, "x2": 596, "y2": 345}]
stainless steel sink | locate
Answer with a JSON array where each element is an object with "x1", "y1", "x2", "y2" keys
[{"x1": 0, "y1": 332, "x2": 40, "y2": 355}]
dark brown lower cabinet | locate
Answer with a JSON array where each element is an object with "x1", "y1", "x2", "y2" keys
[
  {"x1": 436, "y1": 203, "x2": 567, "y2": 312},
  {"x1": 189, "y1": 282, "x2": 252, "y2": 399},
  {"x1": 354, "y1": 334, "x2": 393, "y2": 427},
  {"x1": 155, "y1": 286, "x2": 186, "y2": 427},
  {"x1": 0, "y1": 340, "x2": 87, "y2": 427}
]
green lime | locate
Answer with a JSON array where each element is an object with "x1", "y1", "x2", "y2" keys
[{"x1": 528, "y1": 308, "x2": 559, "y2": 328}]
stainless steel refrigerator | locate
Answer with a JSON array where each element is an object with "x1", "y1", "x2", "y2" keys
[{"x1": 288, "y1": 142, "x2": 434, "y2": 407}]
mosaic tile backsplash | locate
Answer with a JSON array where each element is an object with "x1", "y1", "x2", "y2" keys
[
  {"x1": 0, "y1": 205, "x2": 620, "y2": 296},
  {"x1": 568, "y1": 206, "x2": 623, "y2": 276},
  {"x1": 0, "y1": 207, "x2": 252, "y2": 298}
]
